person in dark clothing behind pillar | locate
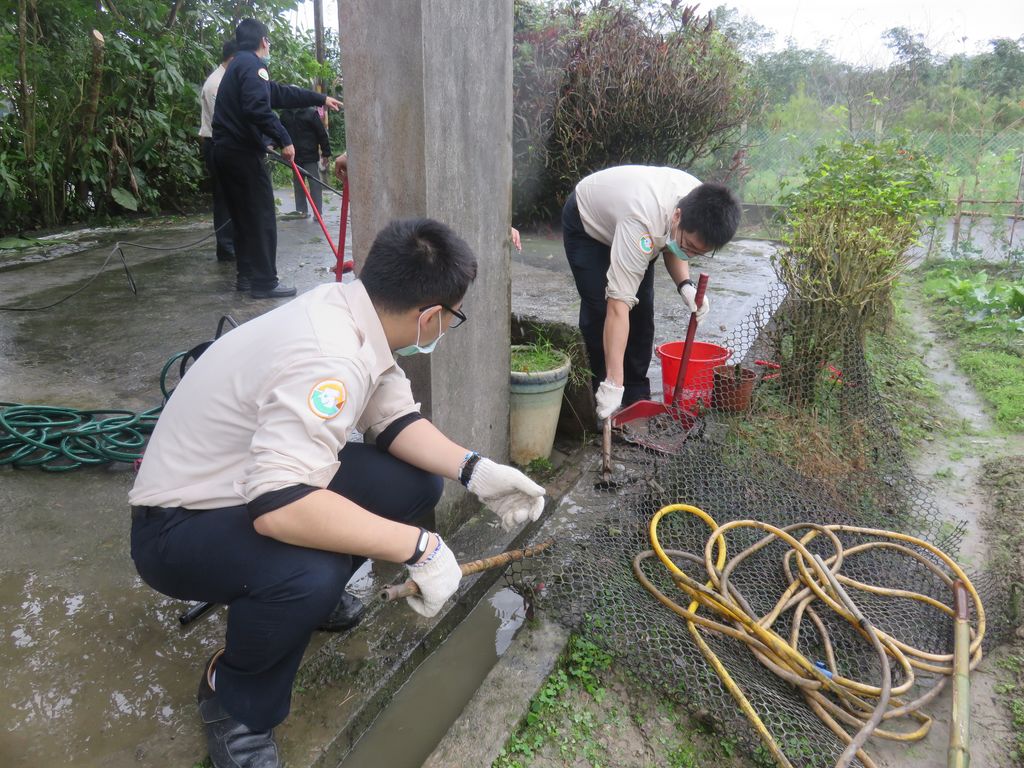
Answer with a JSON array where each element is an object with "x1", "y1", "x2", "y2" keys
[
  {"x1": 212, "y1": 18, "x2": 341, "y2": 299},
  {"x1": 199, "y1": 39, "x2": 237, "y2": 262},
  {"x1": 280, "y1": 106, "x2": 331, "y2": 218}
]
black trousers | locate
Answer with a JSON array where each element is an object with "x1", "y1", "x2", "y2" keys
[
  {"x1": 130, "y1": 443, "x2": 442, "y2": 731},
  {"x1": 213, "y1": 144, "x2": 280, "y2": 291},
  {"x1": 201, "y1": 139, "x2": 234, "y2": 260},
  {"x1": 562, "y1": 191, "x2": 657, "y2": 405}
]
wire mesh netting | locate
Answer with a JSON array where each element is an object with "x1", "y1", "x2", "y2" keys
[
  {"x1": 509, "y1": 284, "x2": 1015, "y2": 767},
  {"x1": 691, "y1": 128, "x2": 1024, "y2": 212}
]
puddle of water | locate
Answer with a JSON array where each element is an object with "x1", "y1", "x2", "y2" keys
[{"x1": 339, "y1": 584, "x2": 529, "y2": 768}]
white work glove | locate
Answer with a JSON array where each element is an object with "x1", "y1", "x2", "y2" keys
[
  {"x1": 467, "y1": 458, "x2": 546, "y2": 531},
  {"x1": 679, "y1": 282, "x2": 711, "y2": 324},
  {"x1": 595, "y1": 379, "x2": 624, "y2": 420},
  {"x1": 405, "y1": 535, "x2": 461, "y2": 617}
]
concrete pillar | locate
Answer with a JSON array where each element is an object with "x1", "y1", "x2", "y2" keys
[{"x1": 339, "y1": 1, "x2": 513, "y2": 530}]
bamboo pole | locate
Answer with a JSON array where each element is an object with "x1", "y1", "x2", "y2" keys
[
  {"x1": 379, "y1": 539, "x2": 554, "y2": 602},
  {"x1": 948, "y1": 580, "x2": 971, "y2": 768},
  {"x1": 81, "y1": 30, "x2": 105, "y2": 138},
  {"x1": 951, "y1": 180, "x2": 965, "y2": 254}
]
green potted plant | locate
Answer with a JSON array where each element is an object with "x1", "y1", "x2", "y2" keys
[
  {"x1": 510, "y1": 340, "x2": 571, "y2": 465},
  {"x1": 711, "y1": 362, "x2": 757, "y2": 412}
]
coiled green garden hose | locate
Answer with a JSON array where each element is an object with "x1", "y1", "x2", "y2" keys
[{"x1": 0, "y1": 350, "x2": 190, "y2": 471}]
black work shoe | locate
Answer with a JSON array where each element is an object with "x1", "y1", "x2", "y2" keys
[
  {"x1": 235, "y1": 277, "x2": 251, "y2": 292},
  {"x1": 317, "y1": 591, "x2": 366, "y2": 633},
  {"x1": 197, "y1": 649, "x2": 281, "y2": 768},
  {"x1": 250, "y1": 284, "x2": 297, "y2": 299},
  {"x1": 216, "y1": 249, "x2": 235, "y2": 262}
]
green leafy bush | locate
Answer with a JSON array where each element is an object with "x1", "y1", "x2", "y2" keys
[
  {"x1": 1, "y1": 1, "x2": 333, "y2": 234},
  {"x1": 772, "y1": 139, "x2": 942, "y2": 406}
]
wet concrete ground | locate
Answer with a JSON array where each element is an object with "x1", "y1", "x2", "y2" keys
[{"x1": 0, "y1": 192, "x2": 778, "y2": 767}]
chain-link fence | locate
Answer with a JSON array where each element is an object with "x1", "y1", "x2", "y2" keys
[
  {"x1": 514, "y1": 285, "x2": 1013, "y2": 767},
  {"x1": 691, "y1": 127, "x2": 1024, "y2": 262},
  {"x1": 693, "y1": 128, "x2": 1024, "y2": 212}
]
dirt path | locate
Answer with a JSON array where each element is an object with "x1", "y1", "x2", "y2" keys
[{"x1": 869, "y1": 293, "x2": 1023, "y2": 767}]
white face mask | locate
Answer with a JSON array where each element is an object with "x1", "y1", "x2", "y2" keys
[{"x1": 395, "y1": 309, "x2": 445, "y2": 357}]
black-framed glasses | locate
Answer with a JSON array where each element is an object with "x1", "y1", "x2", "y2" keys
[
  {"x1": 419, "y1": 303, "x2": 467, "y2": 329},
  {"x1": 676, "y1": 232, "x2": 714, "y2": 259}
]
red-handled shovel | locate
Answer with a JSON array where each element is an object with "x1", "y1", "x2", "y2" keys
[{"x1": 603, "y1": 272, "x2": 708, "y2": 460}]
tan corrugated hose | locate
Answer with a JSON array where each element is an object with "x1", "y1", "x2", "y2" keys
[{"x1": 632, "y1": 504, "x2": 983, "y2": 768}]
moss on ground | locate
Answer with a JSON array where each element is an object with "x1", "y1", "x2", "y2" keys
[{"x1": 493, "y1": 635, "x2": 758, "y2": 768}]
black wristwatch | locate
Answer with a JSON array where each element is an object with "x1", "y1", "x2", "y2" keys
[
  {"x1": 404, "y1": 527, "x2": 431, "y2": 565},
  {"x1": 677, "y1": 278, "x2": 695, "y2": 293},
  {"x1": 459, "y1": 452, "x2": 482, "y2": 487}
]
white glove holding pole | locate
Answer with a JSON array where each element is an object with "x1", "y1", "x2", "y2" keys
[
  {"x1": 405, "y1": 535, "x2": 461, "y2": 617},
  {"x1": 467, "y1": 458, "x2": 546, "y2": 531},
  {"x1": 679, "y1": 281, "x2": 711, "y2": 324},
  {"x1": 595, "y1": 380, "x2": 624, "y2": 420}
]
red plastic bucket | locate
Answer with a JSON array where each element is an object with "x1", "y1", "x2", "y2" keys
[{"x1": 656, "y1": 341, "x2": 730, "y2": 409}]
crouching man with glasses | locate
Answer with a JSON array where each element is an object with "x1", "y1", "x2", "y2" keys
[{"x1": 129, "y1": 218, "x2": 545, "y2": 768}]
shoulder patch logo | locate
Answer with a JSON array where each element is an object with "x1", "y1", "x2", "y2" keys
[
  {"x1": 308, "y1": 379, "x2": 346, "y2": 419},
  {"x1": 639, "y1": 233, "x2": 654, "y2": 255},
  {"x1": 257, "y1": 67, "x2": 270, "y2": 81}
]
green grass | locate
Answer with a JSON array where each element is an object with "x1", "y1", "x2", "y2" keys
[
  {"x1": 493, "y1": 634, "x2": 754, "y2": 768},
  {"x1": 511, "y1": 341, "x2": 568, "y2": 374},
  {"x1": 865, "y1": 285, "x2": 948, "y2": 448},
  {"x1": 493, "y1": 635, "x2": 613, "y2": 768},
  {"x1": 916, "y1": 260, "x2": 1024, "y2": 433},
  {"x1": 995, "y1": 650, "x2": 1024, "y2": 762},
  {"x1": 957, "y1": 348, "x2": 1024, "y2": 431}
]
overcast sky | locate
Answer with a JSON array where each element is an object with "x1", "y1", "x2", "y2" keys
[
  {"x1": 717, "y1": 1, "x2": 1022, "y2": 64},
  {"x1": 292, "y1": 1, "x2": 1023, "y2": 66}
]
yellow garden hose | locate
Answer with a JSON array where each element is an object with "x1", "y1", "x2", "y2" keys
[{"x1": 631, "y1": 503, "x2": 984, "y2": 768}]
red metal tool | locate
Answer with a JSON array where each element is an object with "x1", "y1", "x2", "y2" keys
[
  {"x1": 606, "y1": 273, "x2": 708, "y2": 454},
  {"x1": 289, "y1": 160, "x2": 354, "y2": 278}
]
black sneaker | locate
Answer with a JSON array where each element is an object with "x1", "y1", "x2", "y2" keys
[
  {"x1": 250, "y1": 284, "x2": 297, "y2": 299},
  {"x1": 235, "y1": 277, "x2": 251, "y2": 292},
  {"x1": 317, "y1": 592, "x2": 366, "y2": 633},
  {"x1": 197, "y1": 649, "x2": 281, "y2": 768}
]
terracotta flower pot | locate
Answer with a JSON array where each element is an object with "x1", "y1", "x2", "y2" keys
[{"x1": 711, "y1": 364, "x2": 757, "y2": 412}]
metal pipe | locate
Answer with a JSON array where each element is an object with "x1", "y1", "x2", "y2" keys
[
  {"x1": 379, "y1": 539, "x2": 553, "y2": 602},
  {"x1": 179, "y1": 600, "x2": 216, "y2": 626}
]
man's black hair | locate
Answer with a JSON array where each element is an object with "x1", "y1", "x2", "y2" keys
[
  {"x1": 221, "y1": 39, "x2": 238, "y2": 62},
  {"x1": 235, "y1": 19, "x2": 269, "y2": 52},
  {"x1": 676, "y1": 183, "x2": 741, "y2": 249},
  {"x1": 361, "y1": 218, "x2": 478, "y2": 313}
]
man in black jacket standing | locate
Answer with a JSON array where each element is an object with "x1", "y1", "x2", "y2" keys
[
  {"x1": 280, "y1": 107, "x2": 332, "y2": 219},
  {"x1": 213, "y1": 19, "x2": 341, "y2": 299}
]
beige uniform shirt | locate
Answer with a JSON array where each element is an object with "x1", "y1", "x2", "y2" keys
[
  {"x1": 575, "y1": 165, "x2": 701, "y2": 308},
  {"x1": 199, "y1": 64, "x2": 227, "y2": 138},
  {"x1": 129, "y1": 281, "x2": 420, "y2": 509}
]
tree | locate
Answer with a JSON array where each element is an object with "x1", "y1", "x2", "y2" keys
[
  {"x1": 512, "y1": 1, "x2": 758, "y2": 223},
  {"x1": 0, "y1": 0, "x2": 329, "y2": 234}
]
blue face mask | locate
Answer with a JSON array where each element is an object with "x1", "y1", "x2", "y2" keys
[
  {"x1": 395, "y1": 309, "x2": 445, "y2": 357},
  {"x1": 665, "y1": 239, "x2": 688, "y2": 261}
]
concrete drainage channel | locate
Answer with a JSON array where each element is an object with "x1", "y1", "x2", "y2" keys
[
  {"x1": 341, "y1": 583, "x2": 537, "y2": 768},
  {"x1": 281, "y1": 447, "x2": 586, "y2": 768}
]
